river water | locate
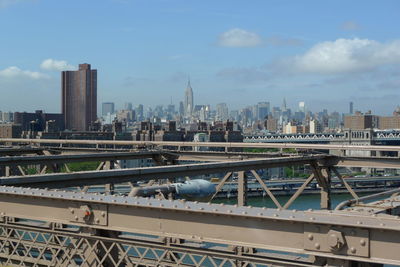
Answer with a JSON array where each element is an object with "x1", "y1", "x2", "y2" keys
[{"x1": 213, "y1": 192, "x2": 368, "y2": 210}]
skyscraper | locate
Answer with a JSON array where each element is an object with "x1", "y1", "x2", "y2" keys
[
  {"x1": 281, "y1": 98, "x2": 287, "y2": 112},
  {"x1": 216, "y1": 103, "x2": 229, "y2": 121},
  {"x1": 184, "y1": 79, "x2": 193, "y2": 117},
  {"x1": 125, "y1": 102, "x2": 133, "y2": 110},
  {"x1": 62, "y1": 63, "x2": 97, "y2": 131},
  {"x1": 102, "y1": 102, "x2": 115, "y2": 116},
  {"x1": 349, "y1": 101, "x2": 354, "y2": 114},
  {"x1": 257, "y1": 102, "x2": 270, "y2": 120}
]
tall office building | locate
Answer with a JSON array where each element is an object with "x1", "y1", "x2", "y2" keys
[
  {"x1": 349, "y1": 102, "x2": 354, "y2": 114},
  {"x1": 179, "y1": 101, "x2": 184, "y2": 116},
  {"x1": 135, "y1": 104, "x2": 144, "y2": 121},
  {"x1": 216, "y1": 103, "x2": 229, "y2": 121},
  {"x1": 62, "y1": 63, "x2": 97, "y2": 131},
  {"x1": 257, "y1": 102, "x2": 270, "y2": 120},
  {"x1": 281, "y1": 98, "x2": 287, "y2": 112},
  {"x1": 184, "y1": 79, "x2": 193, "y2": 117},
  {"x1": 102, "y1": 102, "x2": 115, "y2": 116},
  {"x1": 125, "y1": 102, "x2": 133, "y2": 110}
]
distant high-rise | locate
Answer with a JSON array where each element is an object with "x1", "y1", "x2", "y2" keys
[
  {"x1": 257, "y1": 102, "x2": 270, "y2": 120},
  {"x1": 62, "y1": 63, "x2": 97, "y2": 131},
  {"x1": 179, "y1": 101, "x2": 184, "y2": 116},
  {"x1": 349, "y1": 102, "x2": 354, "y2": 114},
  {"x1": 281, "y1": 98, "x2": 287, "y2": 112},
  {"x1": 184, "y1": 79, "x2": 194, "y2": 117},
  {"x1": 102, "y1": 102, "x2": 115, "y2": 116},
  {"x1": 216, "y1": 103, "x2": 229, "y2": 121},
  {"x1": 125, "y1": 102, "x2": 133, "y2": 110},
  {"x1": 135, "y1": 104, "x2": 144, "y2": 121}
]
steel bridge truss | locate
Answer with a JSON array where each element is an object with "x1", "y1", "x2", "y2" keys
[
  {"x1": 0, "y1": 186, "x2": 399, "y2": 267},
  {"x1": 1, "y1": 141, "x2": 400, "y2": 266}
]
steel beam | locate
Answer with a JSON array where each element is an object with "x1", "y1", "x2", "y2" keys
[
  {"x1": 237, "y1": 171, "x2": 247, "y2": 206},
  {"x1": 0, "y1": 151, "x2": 163, "y2": 166},
  {"x1": 0, "y1": 155, "x2": 331, "y2": 188},
  {"x1": 3, "y1": 138, "x2": 400, "y2": 152},
  {"x1": 0, "y1": 186, "x2": 399, "y2": 265}
]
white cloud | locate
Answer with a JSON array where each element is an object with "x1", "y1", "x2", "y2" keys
[
  {"x1": 0, "y1": 66, "x2": 49, "y2": 79},
  {"x1": 40, "y1": 58, "x2": 74, "y2": 71},
  {"x1": 218, "y1": 28, "x2": 262, "y2": 47},
  {"x1": 288, "y1": 38, "x2": 400, "y2": 74}
]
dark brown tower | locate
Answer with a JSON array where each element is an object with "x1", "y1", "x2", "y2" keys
[{"x1": 62, "y1": 64, "x2": 97, "y2": 131}]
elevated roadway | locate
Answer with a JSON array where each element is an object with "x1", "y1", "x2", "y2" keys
[{"x1": 3, "y1": 137, "x2": 400, "y2": 152}]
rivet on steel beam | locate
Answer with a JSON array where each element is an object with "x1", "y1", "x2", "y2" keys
[
  {"x1": 360, "y1": 239, "x2": 366, "y2": 246},
  {"x1": 273, "y1": 214, "x2": 278, "y2": 217},
  {"x1": 357, "y1": 221, "x2": 362, "y2": 225},
  {"x1": 227, "y1": 210, "x2": 232, "y2": 213},
  {"x1": 350, "y1": 247, "x2": 357, "y2": 253},
  {"x1": 213, "y1": 209, "x2": 218, "y2": 212},
  {"x1": 95, "y1": 218, "x2": 100, "y2": 223},
  {"x1": 310, "y1": 217, "x2": 315, "y2": 221},
  {"x1": 199, "y1": 207, "x2": 204, "y2": 210},
  {"x1": 314, "y1": 243, "x2": 320, "y2": 249},
  {"x1": 160, "y1": 204, "x2": 164, "y2": 207},
  {"x1": 308, "y1": 234, "x2": 314, "y2": 241},
  {"x1": 258, "y1": 213, "x2": 263, "y2": 216},
  {"x1": 290, "y1": 216, "x2": 295, "y2": 219},
  {"x1": 101, "y1": 212, "x2": 106, "y2": 217},
  {"x1": 242, "y1": 211, "x2": 247, "y2": 215},
  {"x1": 74, "y1": 216, "x2": 78, "y2": 221}
]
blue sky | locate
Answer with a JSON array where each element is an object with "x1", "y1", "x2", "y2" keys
[{"x1": 0, "y1": 0, "x2": 399, "y2": 115}]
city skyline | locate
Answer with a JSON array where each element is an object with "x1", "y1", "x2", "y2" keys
[{"x1": 0, "y1": 0, "x2": 399, "y2": 114}]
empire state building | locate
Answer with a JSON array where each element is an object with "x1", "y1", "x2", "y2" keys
[{"x1": 184, "y1": 79, "x2": 194, "y2": 117}]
